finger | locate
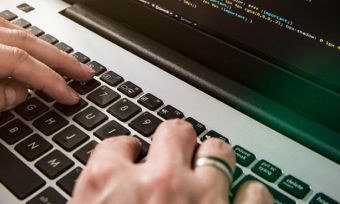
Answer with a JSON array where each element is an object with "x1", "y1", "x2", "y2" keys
[
  {"x1": 87, "y1": 136, "x2": 142, "y2": 170},
  {"x1": 0, "y1": 79, "x2": 28, "y2": 111},
  {"x1": 194, "y1": 138, "x2": 236, "y2": 194},
  {"x1": 71, "y1": 137, "x2": 141, "y2": 202},
  {"x1": 0, "y1": 17, "x2": 26, "y2": 31},
  {"x1": 0, "y1": 44, "x2": 80, "y2": 104},
  {"x1": 233, "y1": 181, "x2": 273, "y2": 204},
  {"x1": 79, "y1": 137, "x2": 141, "y2": 190},
  {"x1": 0, "y1": 27, "x2": 94, "y2": 81},
  {"x1": 147, "y1": 119, "x2": 197, "y2": 167}
]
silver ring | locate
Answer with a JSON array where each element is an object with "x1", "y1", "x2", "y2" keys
[{"x1": 195, "y1": 156, "x2": 234, "y2": 187}]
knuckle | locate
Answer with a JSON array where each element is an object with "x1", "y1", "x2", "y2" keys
[
  {"x1": 101, "y1": 136, "x2": 133, "y2": 147},
  {"x1": 11, "y1": 29, "x2": 31, "y2": 43},
  {"x1": 10, "y1": 47, "x2": 30, "y2": 65},
  {"x1": 82, "y1": 164, "x2": 113, "y2": 189},
  {"x1": 161, "y1": 119, "x2": 195, "y2": 134},
  {"x1": 142, "y1": 168, "x2": 181, "y2": 194},
  {"x1": 204, "y1": 138, "x2": 233, "y2": 155},
  {"x1": 168, "y1": 119, "x2": 191, "y2": 128}
]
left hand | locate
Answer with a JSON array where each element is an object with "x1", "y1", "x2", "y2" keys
[{"x1": 0, "y1": 17, "x2": 94, "y2": 112}]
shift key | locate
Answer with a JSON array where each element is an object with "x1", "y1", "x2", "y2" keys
[{"x1": 0, "y1": 144, "x2": 45, "y2": 199}]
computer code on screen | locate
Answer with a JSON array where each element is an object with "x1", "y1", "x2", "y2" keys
[{"x1": 136, "y1": 0, "x2": 340, "y2": 89}]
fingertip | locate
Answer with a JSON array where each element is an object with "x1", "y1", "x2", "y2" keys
[
  {"x1": 233, "y1": 181, "x2": 273, "y2": 204},
  {"x1": 197, "y1": 138, "x2": 236, "y2": 170},
  {"x1": 82, "y1": 64, "x2": 96, "y2": 76},
  {"x1": 4, "y1": 81, "x2": 28, "y2": 110},
  {"x1": 52, "y1": 85, "x2": 80, "y2": 105}
]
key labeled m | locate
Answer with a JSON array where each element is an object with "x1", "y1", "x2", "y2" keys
[{"x1": 47, "y1": 158, "x2": 61, "y2": 168}]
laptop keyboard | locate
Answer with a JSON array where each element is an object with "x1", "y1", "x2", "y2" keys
[{"x1": 0, "y1": 9, "x2": 339, "y2": 204}]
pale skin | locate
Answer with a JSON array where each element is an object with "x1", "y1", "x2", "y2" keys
[{"x1": 0, "y1": 17, "x2": 273, "y2": 204}]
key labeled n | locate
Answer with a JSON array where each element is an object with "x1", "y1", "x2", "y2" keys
[{"x1": 27, "y1": 142, "x2": 40, "y2": 150}]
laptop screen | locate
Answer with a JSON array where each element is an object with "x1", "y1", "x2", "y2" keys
[{"x1": 136, "y1": 0, "x2": 340, "y2": 92}]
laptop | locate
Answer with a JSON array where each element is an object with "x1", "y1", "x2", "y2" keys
[{"x1": 0, "y1": 0, "x2": 339, "y2": 203}]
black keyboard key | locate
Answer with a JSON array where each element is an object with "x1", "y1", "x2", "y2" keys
[
  {"x1": 74, "y1": 141, "x2": 98, "y2": 164},
  {"x1": 157, "y1": 105, "x2": 184, "y2": 119},
  {"x1": 36, "y1": 150, "x2": 74, "y2": 179},
  {"x1": 36, "y1": 90, "x2": 54, "y2": 103},
  {"x1": 73, "y1": 106, "x2": 108, "y2": 130},
  {"x1": 53, "y1": 125, "x2": 89, "y2": 151},
  {"x1": 233, "y1": 166, "x2": 243, "y2": 181},
  {"x1": 108, "y1": 98, "x2": 142, "y2": 122},
  {"x1": 57, "y1": 167, "x2": 82, "y2": 196},
  {"x1": 12, "y1": 18, "x2": 31, "y2": 28},
  {"x1": 69, "y1": 79, "x2": 101, "y2": 95},
  {"x1": 0, "y1": 111, "x2": 14, "y2": 126},
  {"x1": 231, "y1": 175, "x2": 296, "y2": 204},
  {"x1": 118, "y1": 81, "x2": 142, "y2": 98},
  {"x1": 310, "y1": 193, "x2": 339, "y2": 204},
  {"x1": 201, "y1": 130, "x2": 229, "y2": 144},
  {"x1": 27, "y1": 187, "x2": 67, "y2": 204},
  {"x1": 26, "y1": 26, "x2": 44, "y2": 36},
  {"x1": 39, "y1": 34, "x2": 59, "y2": 45},
  {"x1": 0, "y1": 143, "x2": 45, "y2": 199},
  {"x1": 0, "y1": 10, "x2": 17, "y2": 21},
  {"x1": 88, "y1": 61, "x2": 107, "y2": 76},
  {"x1": 278, "y1": 175, "x2": 311, "y2": 199},
  {"x1": 87, "y1": 86, "x2": 120, "y2": 108},
  {"x1": 15, "y1": 98, "x2": 49, "y2": 120},
  {"x1": 94, "y1": 120, "x2": 130, "y2": 140},
  {"x1": 251, "y1": 160, "x2": 282, "y2": 182},
  {"x1": 54, "y1": 98, "x2": 88, "y2": 116},
  {"x1": 55, "y1": 42, "x2": 74, "y2": 53},
  {"x1": 73, "y1": 52, "x2": 90, "y2": 64},
  {"x1": 133, "y1": 135, "x2": 150, "y2": 162},
  {"x1": 233, "y1": 145, "x2": 256, "y2": 167},
  {"x1": 138, "y1": 93, "x2": 164, "y2": 111},
  {"x1": 100, "y1": 71, "x2": 124, "y2": 86},
  {"x1": 129, "y1": 112, "x2": 162, "y2": 137},
  {"x1": 185, "y1": 117, "x2": 206, "y2": 135},
  {"x1": 0, "y1": 119, "x2": 33, "y2": 144},
  {"x1": 33, "y1": 111, "x2": 68, "y2": 136},
  {"x1": 17, "y1": 3, "x2": 34, "y2": 13},
  {"x1": 15, "y1": 134, "x2": 52, "y2": 161}
]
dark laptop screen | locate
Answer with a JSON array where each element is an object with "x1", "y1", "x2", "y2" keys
[{"x1": 136, "y1": 0, "x2": 340, "y2": 92}]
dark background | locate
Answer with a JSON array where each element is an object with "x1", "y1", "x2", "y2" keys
[{"x1": 151, "y1": 0, "x2": 340, "y2": 92}]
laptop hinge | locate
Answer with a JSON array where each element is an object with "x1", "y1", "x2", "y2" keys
[{"x1": 61, "y1": 3, "x2": 340, "y2": 164}]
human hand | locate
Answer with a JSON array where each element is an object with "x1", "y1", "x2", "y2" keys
[
  {"x1": 69, "y1": 120, "x2": 273, "y2": 204},
  {"x1": 0, "y1": 17, "x2": 94, "y2": 111}
]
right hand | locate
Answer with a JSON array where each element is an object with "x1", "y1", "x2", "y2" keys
[
  {"x1": 69, "y1": 120, "x2": 273, "y2": 204},
  {"x1": 0, "y1": 17, "x2": 95, "y2": 112}
]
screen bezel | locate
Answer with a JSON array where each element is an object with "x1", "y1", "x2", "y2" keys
[{"x1": 80, "y1": 0, "x2": 340, "y2": 134}]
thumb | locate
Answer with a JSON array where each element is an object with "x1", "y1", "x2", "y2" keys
[{"x1": 0, "y1": 79, "x2": 28, "y2": 112}]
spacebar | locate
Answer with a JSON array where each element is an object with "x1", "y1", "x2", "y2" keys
[{"x1": 0, "y1": 143, "x2": 45, "y2": 199}]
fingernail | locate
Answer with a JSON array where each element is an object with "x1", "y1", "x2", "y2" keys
[
  {"x1": 134, "y1": 137, "x2": 142, "y2": 146},
  {"x1": 83, "y1": 64, "x2": 95, "y2": 75},
  {"x1": 67, "y1": 86, "x2": 80, "y2": 101},
  {"x1": 5, "y1": 86, "x2": 17, "y2": 107}
]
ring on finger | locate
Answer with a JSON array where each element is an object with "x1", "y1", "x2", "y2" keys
[{"x1": 195, "y1": 156, "x2": 234, "y2": 187}]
